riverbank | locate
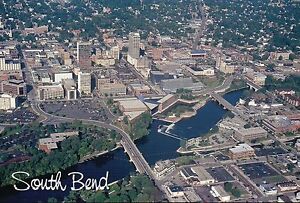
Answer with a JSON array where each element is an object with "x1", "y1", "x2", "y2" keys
[
  {"x1": 79, "y1": 145, "x2": 122, "y2": 163},
  {"x1": 154, "y1": 98, "x2": 209, "y2": 124}
]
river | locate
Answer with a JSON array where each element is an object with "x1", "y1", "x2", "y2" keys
[{"x1": 0, "y1": 89, "x2": 244, "y2": 202}]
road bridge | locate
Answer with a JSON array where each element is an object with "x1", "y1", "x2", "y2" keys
[
  {"x1": 244, "y1": 78, "x2": 262, "y2": 92},
  {"x1": 210, "y1": 92, "x2": 241, "y2": 116}
]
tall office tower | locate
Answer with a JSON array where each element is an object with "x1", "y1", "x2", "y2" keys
[
  {"x1": 128, "y1": 32, "x2": 140, "y2": 59},
  {"x1": 78, "y1": 71, "x2": 91, "y2": 96},
  {"x1": 111, "y1": 45, "x2": 120, "y2": 60},
  {"x1": 77, "y1": 41, "x2": 91, "y2": 69}
]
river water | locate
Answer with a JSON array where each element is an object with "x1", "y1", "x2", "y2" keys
[{"x1": 0, "y1": 89, "x2": 244, "y2": 202}]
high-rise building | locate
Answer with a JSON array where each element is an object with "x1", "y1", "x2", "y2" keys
[
  {"x1": 77, "y1": 41, "x2": 91, "y2": 69},
  {"x1": 78, "y1": 71, "x2": 91, "y2": 96},
  {"x1": 111, "y1": 45, "x2": 120, "y2": 60},
  {"x1": 128, "y1": 32, "x2": 140, "y2": 59}
]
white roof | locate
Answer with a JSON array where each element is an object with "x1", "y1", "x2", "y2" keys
[{"x1": 229, "y1": 143, "x2": 254, "y2": 154}]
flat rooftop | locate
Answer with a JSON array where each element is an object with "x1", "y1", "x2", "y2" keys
[
  {"x1": 229, "y1": 143, "x2": 254, "y2": 154},
  {"x1": 118, "y1": 99, "x2": 148, "y2": 110},
  {"x1": 237, "y1": 127, "x2": 267, "y2": 136}
]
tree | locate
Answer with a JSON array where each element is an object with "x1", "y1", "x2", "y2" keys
[
  {"x1": 93, "y1": 192, "x2": 107, "y2": 202},
  {"x1": 123, "y1": 116, "x2": 129, "y2": 125},
  {"x1": 289, "y1": 53, "x2": 297, "y2": 61},
  {"x1": 107, "y1": 98, "x2": 113, "y2": 106},
  {"x1": 224, "y1": 182, "x2": 233, "y2": 192},
  {"x1": 231, "y1": 188, "x2": 241, "y2": 198}
]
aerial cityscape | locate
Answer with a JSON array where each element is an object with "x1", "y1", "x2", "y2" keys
[{"x1": 0, "y1": 0, "x2": 300, "y2": 202}]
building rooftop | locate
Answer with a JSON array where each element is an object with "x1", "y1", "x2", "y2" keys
[
  {"x1": 63, "y1": 79, "x2": 76, "y2": 90},
  {"x1": 191, "y1": 50, "x2": 207, "y2": 55},
  {"x1": 158, "y1": 94, "x2": 175, "y2": 104},
  {"x1": 38, "y1": 138, "x2": 58, "y2": 150},
  {"x1": 123, "y1": 111, "x2": 145, "y2": 121},
  {"x1": 229, "y1": 143, "x2": 254, "y2": 154},
  {"x1": 169, "y1": 186, "x2": 184, "y2": 193},
  {"x1": 118, "y1": 99, "x2": 148, "y2": 111},
  {"x1": 130, "y1": 83, "x2": 151, "y2": 91},
  {"x1": 211, "y1": 185, "x2": 229, "y2": 198},
  {"x1": 191, "y1": 166, "x2": 214, "y2": 181},
  {"x1": 237, "y1": 127, "x2": 267, "y2": 136},
  {"x1": 181, "y1": 167, "x2": 198, "y2": 178}
]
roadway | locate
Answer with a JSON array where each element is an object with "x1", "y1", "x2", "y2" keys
[
  {"x1": 193, "y1": 75, "x2": 234, "y2": 96},
  {"x1": 21, "y1": 47, "x2": 156, "y2": 180},
  {"x1": 193, "y1": 0, "x2": 207, "y2": 50},
  {"x1": 244, "y1": 77, "x2": 262, "y2": 91},
  {"x1": 210, "y1": 92, "x2": 242, "y2": 116},
  {"x1": 31, "y1": 101, "x2": 155, "y2": 179}
]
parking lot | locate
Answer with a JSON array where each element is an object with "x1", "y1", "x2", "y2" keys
[
  {"x1": 0, "y1": 108, "x2": 38, "y2": 124},
  {"x1": 41, "y1": 99, "x2": 109, "y2": 121},
  {"x1": 206, "y1": 166, "x2": 235, "y2": 182},
  {"x1": 213, "y1": 152, "x2": 230, "y2": 161},
  {"x1": 194, "y1": 186, "x2": 218, "y2": 202},
  {"x1": 254, "y1": 147, "x2": 287, "y2": 157},
  {"x1": 238, "y1": 162, "x2": 279, "y2": 180}
]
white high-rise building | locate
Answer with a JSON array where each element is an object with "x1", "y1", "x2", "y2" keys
[
  {"x1": 78, "y1": 72, "x2": 91, "y2": 96},
  {"x1": 128, "y1": 32, "x2": 140, "y2": 59},
  {"x1": 111, "y1": 45, "x2": 120, "y2": 60}
]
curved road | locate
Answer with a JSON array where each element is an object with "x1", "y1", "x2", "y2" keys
[{"x1": 31, "y1": 101, "x2": 155, "y2": 180}]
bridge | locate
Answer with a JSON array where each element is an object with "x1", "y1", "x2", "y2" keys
[
  {"x1": 244, "y1": 77, "x2": 262, "y2": 92},
  {"x1": 120, "y1": 138, "x2": 154, "y2": 178},
  {"x1": 210, "y1": 92, "x2": 242, "y2": 116}
]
